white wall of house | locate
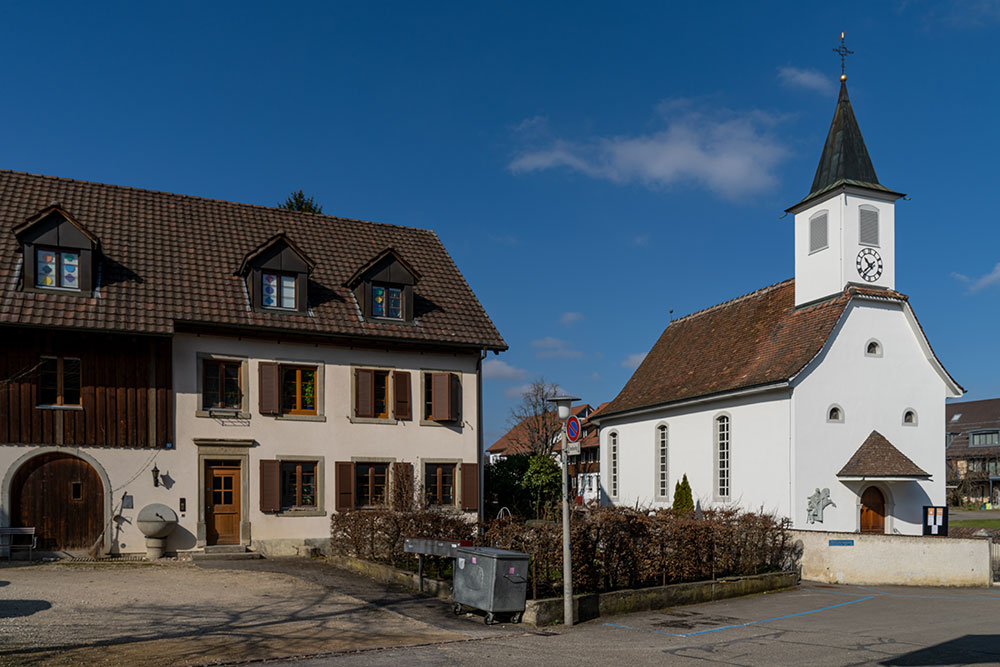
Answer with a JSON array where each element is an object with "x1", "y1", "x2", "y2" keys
[
  {"x1": 599, "y1": 391, "x2": 791, "y2": 516},
  {"x1": 791, "y1": 299, "x2": 952, "y2": 535}
]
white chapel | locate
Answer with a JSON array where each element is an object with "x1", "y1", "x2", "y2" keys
[{"x1": 594, "y1": 77, "x2": 963, "y2": 535}]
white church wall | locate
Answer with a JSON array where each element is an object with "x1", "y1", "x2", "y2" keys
[
  {"x1": 794, "y1": 193, "x2": 844, "y2": 306},
  {"x1": 791, "y1": 299, "x2": 946, "y2": 535},
  {"x1": 600, "y1": 390, "x2": 791, "y2": 518}
]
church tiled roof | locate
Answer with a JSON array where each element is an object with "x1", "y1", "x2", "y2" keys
[
  {"x1": 598, "y1": 279, "x2": 910, "y2": 420},
  {"x1": 0, "y1": 170, "x2": 506, "y2": 350},
  {"x1": 838, "y1": 430, "x2": 930, "y2": 478}
]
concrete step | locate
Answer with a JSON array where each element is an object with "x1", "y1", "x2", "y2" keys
[
  {"x1": 191, "y1": 552, "x2": 263, "y2": 561},
  {"x1": 204, "y1": 545, "x2": 249, "y2": 554}
]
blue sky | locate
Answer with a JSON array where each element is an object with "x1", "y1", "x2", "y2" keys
[{"x1": 2, "y1": 2, "x2": 998, "y2": 446}]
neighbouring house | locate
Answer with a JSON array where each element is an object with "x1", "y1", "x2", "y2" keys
[
  {"x1": 0, "y1": 170, "x2": 506, "y2": 556},
  {"x1": 485, "y1": 403, "x2": 592, "y2": 463},
  {"x1": 592, "y1": 80, "x2": 963, "y2": 535},
  {"x1": 945, "y1": 398, "x2": 1000, "y2": 506}
]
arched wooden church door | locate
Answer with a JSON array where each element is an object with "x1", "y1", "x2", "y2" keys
[
  {"x1": 860, "y1": 486, "x2": 885, "y2": 534},
  {"x1": 11, "y1": 453, "x2": 104, "y2": 550}
]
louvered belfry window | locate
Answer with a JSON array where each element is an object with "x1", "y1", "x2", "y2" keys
[
  {"x1": 809, "y1": 212, "x2": 828, "y2": 253},
  {"x1": 859, "y1": 207, "x2": 879, "y2": 246}
]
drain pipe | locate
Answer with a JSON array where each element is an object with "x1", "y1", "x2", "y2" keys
[{"x1": 477, "y1": 348, "x2": 487, "y2": 523}]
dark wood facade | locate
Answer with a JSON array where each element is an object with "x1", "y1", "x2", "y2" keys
[{"x1": 0, "y1": 327, "x2": 173, "y2": 447}]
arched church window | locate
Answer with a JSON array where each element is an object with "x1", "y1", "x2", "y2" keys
[
  {"x1": 827, "y1": 405, "x2": 844, "y2": 423},
  {"x1": 865, "y1": 339, "x2": 882, "y2": 357},
  {"x1": 859, "y1": 206, "x2": 879, "y2": 246},
  {"x1": 715, "y1": 415, "x2": 731, "y2": 500},
  {"x1": 608, "y1": 431, "x2": 619, "y2": 499},
  {"x1": 809, "y1": 211, "x2": 828, "y2": 253},
  {"x1": 903, "y1": 409, "x2": 917, "y2": 426}
]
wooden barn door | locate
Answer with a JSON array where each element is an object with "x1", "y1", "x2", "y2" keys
[
  {"x1": 12, "y1": 453, "x2": 104, "y2": 550},
  {"x1": 860, "y1": 486, "x2": 886, "y2": 534},
  {"x1": 205, "y1": 461, "x2": 241, "y2": 545}
]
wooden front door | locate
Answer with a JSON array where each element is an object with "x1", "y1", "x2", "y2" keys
[
  {"x1": 12, "y1": 453, "x2": 103, "y2": 550},
  {"x1": 206, "y1": 461, "x2": 241, "y2": 545},
  {"x1": 860, "y1": 486, "x2": 885, "y2": 534}
]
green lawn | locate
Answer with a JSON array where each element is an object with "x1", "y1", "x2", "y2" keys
[{"x1": 950, "y1": 519, "x2": 1000, "y2": 529}]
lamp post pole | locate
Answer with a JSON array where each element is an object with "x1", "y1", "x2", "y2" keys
[
  {"x1": 560, "y1": 419, "x2": 573, "y2": 627},
  {"x1": 547, "y1": 394, "x2": 578, "y2": 628}
]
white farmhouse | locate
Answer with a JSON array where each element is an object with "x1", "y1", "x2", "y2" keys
[{"x1": 593, "y1": 80, "x2": 963, "y2": 535}]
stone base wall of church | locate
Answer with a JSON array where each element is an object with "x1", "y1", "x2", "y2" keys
[{"x1": 791, "y1": 529, "x2": 992, "y2": 587}]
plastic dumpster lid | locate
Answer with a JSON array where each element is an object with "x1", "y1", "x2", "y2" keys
[{"x1": 456, "y1": 546, "x2": 529, "y2": 560}]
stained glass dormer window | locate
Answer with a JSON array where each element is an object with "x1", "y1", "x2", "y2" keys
[
  {"x1": 35, "y1": 248, "x2": 81, "y2": 290},
  {"x1": 262, "y1": 272, "x2": 297, "y2": 309},
  {"x1": 371, "y1": 285, "x2": 403, "y2": 319}
]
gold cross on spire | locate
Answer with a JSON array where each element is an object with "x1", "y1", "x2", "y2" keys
[{"x1": 833, "y1": 32, "x2": 854, "y2": 82}]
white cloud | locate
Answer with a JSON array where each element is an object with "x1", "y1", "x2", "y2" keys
[
  {"x1": 509, "y1": 105, "x2": 789, "y2": 199},
  {"x1": 777, "y1": 66, "x2": 836, "y2": 96},
  {"x1": 503, "y1": 383, "x2": 533, "y2": 399},
  {"x1": 531, "y1": 336, "x2": 584, "y2": 359},
  {"x1": 483, "y1": 359, "x2": 528, "y2": 381},
  {"x1": 560, "y1": 311, "x2": 583, "y2": 325},
  {"x1": 955, "y1": 263, "x2": 1000, "y2": 292},
  {"x1": 621, "y1": 353, "x2": 647, "y2": 370},
  {"x1": 591, "y1": 372, "x2": 601, "y2": 382}
]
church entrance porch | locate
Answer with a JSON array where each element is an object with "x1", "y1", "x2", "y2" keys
[{"x1": 860, "y1": 486, "x2": 885, "y2": 533}]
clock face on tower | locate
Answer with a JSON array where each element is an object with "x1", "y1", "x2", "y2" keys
[{"x1": 856, "y1": 248, "x2": 883, "y2": 282}]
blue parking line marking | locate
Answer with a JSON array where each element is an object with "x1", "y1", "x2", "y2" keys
[
  {"x1": 603, "y1": 595, "x2": 874, "y2": 639},
  {"x1": 854, "y1": 585, "x2": 1000, "y2": 601}
]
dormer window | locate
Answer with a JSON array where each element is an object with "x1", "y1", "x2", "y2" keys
[
  {"x1": 372, "y1": 284, "x2": 403, "y2": 319},
  {"x1": 15, "y1": 206, "x2": 99, "y2": 295},
  {"x1": 262, "y1": 272, "x2": 297, "y2": 310},
  {"x1": 239, "y1": 233, "x2": 315, "y2": 314},
  {"x1": 346, "y1": 248, "x2": 421, "y2": 323},
  {"x1": 35, "y1": 248, "x2": 81, "y2": 290}
]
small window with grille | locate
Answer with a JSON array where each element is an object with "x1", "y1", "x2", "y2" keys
[
  {"x1": 809, "y1": 212, "x2": 828, "y2": 253},
  {"x1": 859, "y1": 206, "x2": 879, "y2": 246}
]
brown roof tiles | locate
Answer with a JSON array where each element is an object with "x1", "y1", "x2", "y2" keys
[
  {"x1": 0, "y1": 170, "x2": 506, "y2": 350},
  {"x1": 838, "y1": 430, "x2": 930, "y2": 478}
]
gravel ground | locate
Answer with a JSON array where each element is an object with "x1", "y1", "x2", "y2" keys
[{"x1": 0, "y1": 558, "x2": 512, "y2": 666}]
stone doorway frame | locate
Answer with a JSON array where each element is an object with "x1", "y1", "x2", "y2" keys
[{"x1": 194, "y1": 439, "x2": 254, "y2": 548}]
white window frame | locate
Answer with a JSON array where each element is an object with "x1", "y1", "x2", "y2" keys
[
  {"x1": 608, "y1": 430, "x2": 619, "y2": 500},
  {"x1": 654, "y1": 423, "x2": 669, "y2": 501},
  {"x1": 714, "y1": 413, "x2": 731, "y2": 501}
]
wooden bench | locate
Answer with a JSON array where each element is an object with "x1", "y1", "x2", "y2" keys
[{"x1": 0, "y1": 527, "x2": 37, "y2": 561}]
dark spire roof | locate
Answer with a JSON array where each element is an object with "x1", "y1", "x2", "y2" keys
[
  {"x1": 810, "y1": 81, "x2": 880, "y2": 194},
  {"x1": 787, "y1": 80, "x2": 903, "y2": 212}
]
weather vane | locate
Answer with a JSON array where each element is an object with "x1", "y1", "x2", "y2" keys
[{"x1": 833, "y1": 32, "x2": 853, "y2": 81}]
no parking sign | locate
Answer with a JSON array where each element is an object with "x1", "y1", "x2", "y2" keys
[{"x1": 565, "y1": 415, "x2": 581, "y2": 456}]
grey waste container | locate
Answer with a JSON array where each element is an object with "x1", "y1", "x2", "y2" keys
[{"x1": 452, "y1": 546, "x2": 529, "y2": 624}]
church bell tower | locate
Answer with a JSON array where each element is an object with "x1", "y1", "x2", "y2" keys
[{"x1": 787, "y1": 53, "x2": 904, "y2": 308}]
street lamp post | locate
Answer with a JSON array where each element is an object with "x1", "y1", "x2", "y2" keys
[{"x1": 547, "y1": 394, "x2": 579, "y2": 627}]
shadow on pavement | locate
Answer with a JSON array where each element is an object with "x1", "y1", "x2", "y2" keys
[
  {"x1": 0, "y1": 599, "x2": 51, "y2": 619},
  {"x1": 882, "y1": 635, "x2": 1000, "y2": 665}
]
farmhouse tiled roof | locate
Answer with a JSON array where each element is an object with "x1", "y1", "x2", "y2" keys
[
  {"x1": 599, "y1": 279, "x2": 918, "y2": 420},
  {"x1": 0, "y1": 170, "x2": 506, "y2": 350},
  {"x1": 945, "y1": 398, "x2": 1000, "y2": 459},
  {"x1": 838, "y1": 430, "x2": 930, "y2": 478}
]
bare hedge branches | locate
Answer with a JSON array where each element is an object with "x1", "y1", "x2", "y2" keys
[{"x1": 331, "y1": 504, "x2": 792, "y2": 600}]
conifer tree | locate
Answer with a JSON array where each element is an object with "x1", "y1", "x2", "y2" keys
[
  {"x1": 279, "y1": 189, "x2": 323, "y2": 214},
  {"x1": 673, "y1": 473, "x2": 694, "y2": 513}
]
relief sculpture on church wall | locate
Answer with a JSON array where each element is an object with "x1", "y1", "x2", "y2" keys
[{"x1": 806, "y1": 487, "x2": 836, "y2": 524}]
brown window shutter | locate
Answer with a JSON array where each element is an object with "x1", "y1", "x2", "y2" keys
[
  {"x1": 393, "y1": 371, "x2": 411, "y2": 420},
  {"x1": 449, "y1": 373, "x2": 461, "y2": 423},
  {"x1": 392, "y1": 461, "x2": 413, "y2": 509},
  {"x1": 355, "y1": 369, "x2": 374, "y2": 418},
  {"x1": 259, "y1": 459, "x2": 280, "y2": 512},
  {"x1": 335, "y1": 461, "x2": 355, "y2": 511},
  {"x1": 258, "y1": 362, "x2": 279, "y2": 415},
  {"x1": 431, "y1": 372, "x2": 451, "y2": 421},
  {"x1": 461, "y1": 462, "x2": 479, "y2": 511}
]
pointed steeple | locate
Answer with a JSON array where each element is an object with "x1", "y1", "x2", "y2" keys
[{"x1": 809, "y1": 81, "x2": 880, "y2": 195}]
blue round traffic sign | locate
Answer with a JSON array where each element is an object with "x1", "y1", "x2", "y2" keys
[{"x1": 566, "y1": 415, "x2": 581, "y2": 442}]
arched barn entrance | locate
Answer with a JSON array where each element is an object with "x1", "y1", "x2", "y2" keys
[
  {"x1": 11, "y1": 453, "x2": 104, "y2": 550},
  {"x1": 860, "y1": 486, "x2": 886, "y2": 534}
]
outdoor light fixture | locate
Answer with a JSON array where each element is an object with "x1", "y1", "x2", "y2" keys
[
  {"x1": 151, "y1": 464, "x2": 160, "y2": 488},
  {"x1": 545, "y1": 393, "x2": 579, "y2": 626}
]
